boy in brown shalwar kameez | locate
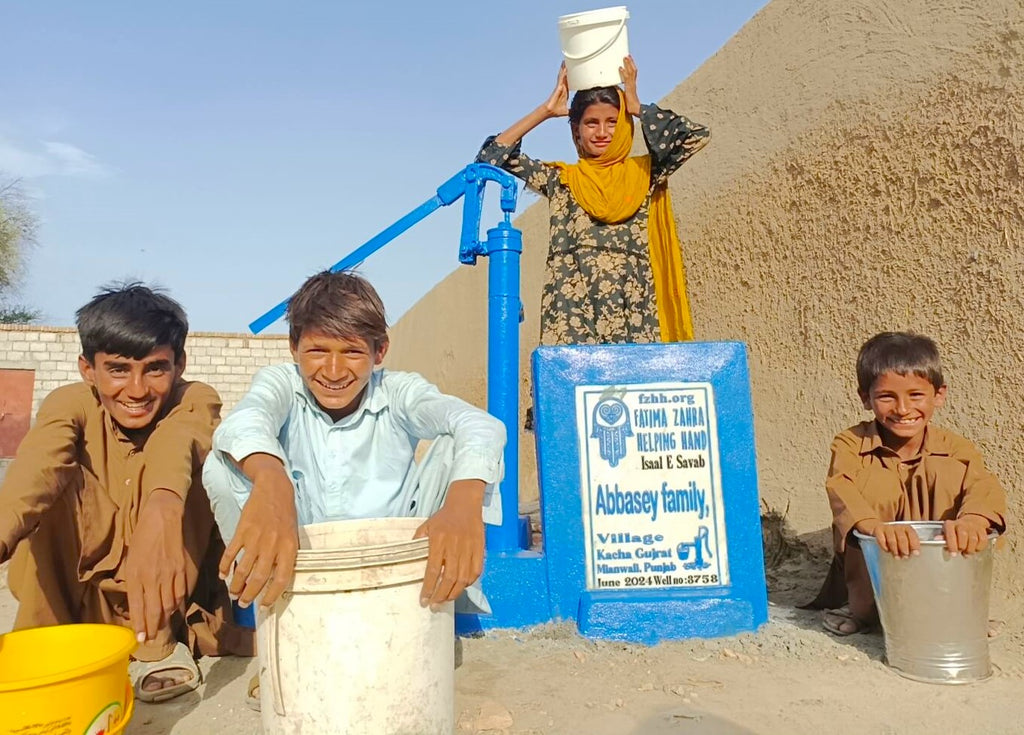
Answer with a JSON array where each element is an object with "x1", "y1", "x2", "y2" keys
[
  {"x1": 809, "y1": 332, "x2": 1007, "y2": 635},
  {"x1": 0, "y1": 284, "x2": 252, "y2": 703}
]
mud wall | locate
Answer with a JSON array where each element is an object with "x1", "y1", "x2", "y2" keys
[{"x1": 387, "y1": 0, "x2": 1024, "y2": 593}]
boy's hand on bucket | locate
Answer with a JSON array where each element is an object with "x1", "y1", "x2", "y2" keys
[
  {"x1": 859, "y1": 519, "x2": 921, "y2": 559},
  {"x1": 125, "y1": 488, "x2": 188, "y2": 643},
  {"x1": 414, "y1": 479, "x2": 486, "y2": 609},
  {"x1": 941, "y1": 515, "x2": 991, "y2": 556},
  {"x1": 220, "y1": 458, "x2": 299, "y2": 609}
]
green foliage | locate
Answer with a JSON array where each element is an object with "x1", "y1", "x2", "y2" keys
[
  {"x1": 0, "y1": 178, "x2": 38, "y2": 318},
  {"x1": 0, "y1": 306, "x2": 41, "y2": 324}
]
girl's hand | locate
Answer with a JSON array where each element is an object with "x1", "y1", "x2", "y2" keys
[
  {"x1": 544, "y1": 63, "x2": 570, "y2": 118},
  {"x1": 494, "y1": 64, "x2": 568, "y2": 144},
  {"x1": 620, "y1": 55, "x2": 641, "y2": 116}
]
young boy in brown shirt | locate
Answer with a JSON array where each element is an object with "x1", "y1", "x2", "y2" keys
[
  {"x1": 0, "y1": 284, "x2": 251, "y2": 702},
  {"x1": 811, "y1": 332, "x2": 1007, "y2": 635}
]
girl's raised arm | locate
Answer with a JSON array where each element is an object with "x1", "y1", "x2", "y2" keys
[{"x1": 495, "y1": 63, "x2": 569, "y2": 145}]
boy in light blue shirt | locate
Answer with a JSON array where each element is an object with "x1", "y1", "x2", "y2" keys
[{"x1": 202, "y1": 270, "x2": 505, "y2": 620}]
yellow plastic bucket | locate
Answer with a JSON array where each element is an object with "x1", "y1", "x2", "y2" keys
[{"x1": 0, "y1": 623, "x2": 137, "y2": 735}]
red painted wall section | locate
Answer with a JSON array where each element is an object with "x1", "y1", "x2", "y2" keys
[{"x1": 0, "y1": 369, "x2": 35, "y2": 458}]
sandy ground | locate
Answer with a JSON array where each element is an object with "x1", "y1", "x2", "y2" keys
[{"x1": 3, "y1": 536, "x2": 1023, "y2": 735}]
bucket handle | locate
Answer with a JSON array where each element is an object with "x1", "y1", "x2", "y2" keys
[
  {"x1": 267, "y1": 605, "x2": 287, "y2": 716},
  {"x1": 561, "y1": 17, "x2": 627, "y2": 62}
]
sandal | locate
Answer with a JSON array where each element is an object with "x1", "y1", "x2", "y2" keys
[
  {"x1": 822, "y1": 605, "x2": 875, "y2": 636},
  {"x1": 129, "y1": 641, "x2": 201, "y2": 703},
  {"x1": 246, "y1": 673, "x2": 261, "y2": 712}
]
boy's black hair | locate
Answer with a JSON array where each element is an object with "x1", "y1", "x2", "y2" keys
[
  {"x1": 76, "y1": 282, "x2": 188, "y2": 362},
  {"x1": 856, "y1": 331, "x2": 945, "y2": 396}
]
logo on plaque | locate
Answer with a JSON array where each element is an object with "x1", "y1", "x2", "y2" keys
[{"x1": 590, "y1": 397, "x2": 632, "y2": 467}]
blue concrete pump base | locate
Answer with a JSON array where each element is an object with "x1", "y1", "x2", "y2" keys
[{"x1": 532, "y1": 341, "x2": 768, "y2": 642}]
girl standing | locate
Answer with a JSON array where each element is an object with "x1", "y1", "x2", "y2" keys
[{"x1": 478, "y1": 56, "x2": 710, "y2": 345}]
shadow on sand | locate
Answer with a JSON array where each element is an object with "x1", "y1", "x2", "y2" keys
[
  {"x1": 760, "y1": 508, "x2": 887, "y2": 661},
  {"x1": 631, "y1": 707, "x2": 761, "y2": 735}
]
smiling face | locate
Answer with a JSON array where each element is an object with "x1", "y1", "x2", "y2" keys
[
  {"x1": 79, "y1": 346, "x2": 184, "y2": 431},
  {"x1": 291, "y1": 330, "x2": 387, "y2": 421},
  {"x1": 861, "y1": 371, "x2": 947, "y2": 455},
  {"x1": 574, "y1": 101, "x2": 620, "y2": 158}
]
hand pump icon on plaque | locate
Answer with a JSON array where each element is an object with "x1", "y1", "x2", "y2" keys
[{"x1": 677, "y1": 526, "x2": 713, "y2": 570}]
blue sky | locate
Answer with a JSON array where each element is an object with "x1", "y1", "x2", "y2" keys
[{"x1": 2, "y1": 1, "x2": 766, "y2": 333}]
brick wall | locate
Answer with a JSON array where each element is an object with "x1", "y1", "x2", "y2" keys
[{"x1": 0, "y1": 325, "x2": 293, "y2": 420}]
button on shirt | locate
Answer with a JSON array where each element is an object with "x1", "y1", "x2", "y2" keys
[{"x1": 211, "y1": 364, "x2": 505, "y2": 525}]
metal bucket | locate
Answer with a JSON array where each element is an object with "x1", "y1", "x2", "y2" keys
[{"x1": 855, "y1": 521, "x2": 995, "y2": 684}]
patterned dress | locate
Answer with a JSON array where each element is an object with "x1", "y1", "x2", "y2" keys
[{"x1": 477, "y1": 104, "x2": 710, "y2": 345}]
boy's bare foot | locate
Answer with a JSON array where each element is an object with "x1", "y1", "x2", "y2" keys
[
  {"x1": 130, "y1": 642, "x2": 202, "y2": 703},
  {"x1": 823, "y1": 606, "x2": 876, "y2": 636},
  {"x1": 141, "y1": 667, "x2": 195, "y2": 693}
]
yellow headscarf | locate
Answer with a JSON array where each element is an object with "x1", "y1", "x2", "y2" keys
[{"x1": 552, "y1": 90, "x2": 694, "y2": 342}]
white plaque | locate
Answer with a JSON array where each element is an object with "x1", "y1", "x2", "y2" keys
[{"x1": 576, "y1": 382, "x2": 729, "y2": 591}]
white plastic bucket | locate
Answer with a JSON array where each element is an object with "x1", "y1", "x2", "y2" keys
[
  {"x1": 258, "y1": 518, "x2": 454, "y2": 734},
  {"x1": 558, "y1": 6, "x2": 630, "y2": 91}
]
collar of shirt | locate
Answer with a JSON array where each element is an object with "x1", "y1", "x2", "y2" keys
[
  {"x1": 858, "y1": 420, "x2": 952, "y2": 461},
  {"x1": 290, "y1": 366, "x2": 390, "y2": 428}
]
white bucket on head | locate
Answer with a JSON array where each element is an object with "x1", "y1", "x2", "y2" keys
[
  {"x1": 258, "y1": 518, "x2": 454, "y2": 735},
  {"x1": 558, "y1": 6, "x2": 630, "y2": 91}
]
